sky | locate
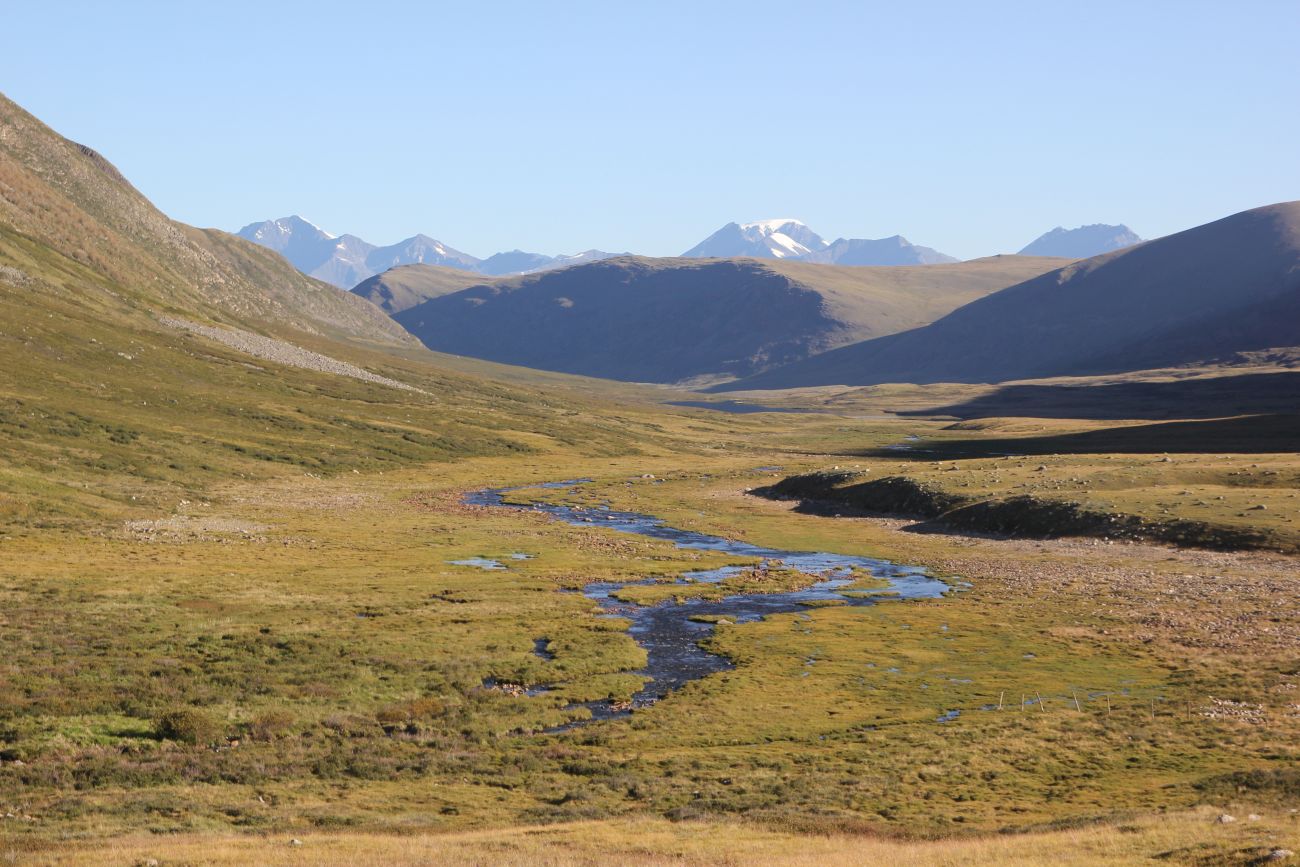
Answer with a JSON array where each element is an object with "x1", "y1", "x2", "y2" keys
[{"x1": 3, "y1": 0, "x2": 1298, "y2": 260}]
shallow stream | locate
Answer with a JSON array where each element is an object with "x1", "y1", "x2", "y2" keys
[{"x1": 463, "y1": 479, "x2": 952, "y2": 725}]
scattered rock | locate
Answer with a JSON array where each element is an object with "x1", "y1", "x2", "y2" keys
[
  {"x1": 1217, "y1": 813, "x2": 1236, "y2": 823},
  {"x1": 290, "y1": 838, "x2": 303, "y2": 846},
  {"x1": 1266, "y1": 851, "x2": 1294, "y2": 862},
  {"x1": 161, "y1": 317, "x2": 421, "y2": 393}
]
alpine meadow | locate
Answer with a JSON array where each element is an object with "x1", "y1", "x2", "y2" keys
[{"x1": 1, "y1": 4, "x2": 1298, "y2": 865}]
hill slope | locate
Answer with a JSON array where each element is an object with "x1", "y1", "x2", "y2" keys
[
  {"x1": 0, "y1": 93, "x2": 678, "y2": 524},
  {"x1": 391, "y1": 254, "x2": 1069, "y2": 383},
  {"x1": 0, "y1": 95, "x2": 411, "y2": 347},
  {"x1": 721, "y1": 202, "x2": 1300, "y2": 390}
]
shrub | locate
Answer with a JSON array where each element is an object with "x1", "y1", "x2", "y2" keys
[
  {"x1": 375, "y1": 697, "x2": 446, "y2": 726},
  {"x1": 247, "y1": 709, "x2": 296, "y2": 742},
  {"x1": 155, "y1": 708, "x2": 223, "y2": 746}
]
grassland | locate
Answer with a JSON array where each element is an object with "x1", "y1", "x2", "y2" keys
[
  {"x1": 1, "y1": 277, "x2": 1296, "y2": 859},
  {"x1": 19, "y1": 808, "x2": 1300, "y2": 866},
  {"x1": 2, "y1": 409, "x2": 1296, "y2": 863}
]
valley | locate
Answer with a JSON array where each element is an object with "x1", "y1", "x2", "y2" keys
[
  {"x1": 3, "y1": 427, "x2": 1296, "y2": 863},
  {"x1": 1, "y1": 81, "x2": 1297, "y2": 867}
]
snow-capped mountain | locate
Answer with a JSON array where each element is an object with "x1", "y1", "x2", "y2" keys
[
  {"x1": 1018, "y1": 224, "x2": 1143, "y2": 258},
  {"x1": 237, "y1": 217, "x2": 616, "y2": 287},
  {"x1": 682, "y1": 220, "x2": 959, "y2": 265},
  {"x1": 682, "y1": 219, "x2": 830, "y2": 259},
  {"x1": 237, "y1": 217, "x2": 480, "y2": 288}
]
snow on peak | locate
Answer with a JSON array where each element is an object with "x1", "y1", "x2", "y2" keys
[
  {"x1": 278, "y1": 216, "x2": 335, "y2": 239},
  {"x1": 740, "y1": 218, "x2": 805, "y2": 233}
]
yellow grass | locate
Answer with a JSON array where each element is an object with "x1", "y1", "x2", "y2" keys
[{"x1": 13, "y1": 808, "x2": 1298, "y2": 866}]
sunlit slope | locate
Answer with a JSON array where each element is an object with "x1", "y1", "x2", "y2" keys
[
  {"x1": 392, "y1": 254, "x2": 1068, "y2": 383},
  {"x1": 0, "y1": 92, "x2": 411, "y2": 346},
  {"x1": 0, "y1": 94, "x2": 696, "y2": 525}
]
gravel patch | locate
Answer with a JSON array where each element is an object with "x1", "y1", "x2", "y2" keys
[
  {"x1": 122, "y1": 515, "x2": 270, "y2": 543},
  {"x1": 160, "y1": 316, "x2": 423, "y2": 394}
]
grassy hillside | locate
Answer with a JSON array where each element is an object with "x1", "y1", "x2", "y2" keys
[
  {"x1": 351, "y1": 263, "x2": 500, "y2": 313},
  {"x1": 724, "y1": 202, "x2": 1300, "y2": 390},
  {"x1": 392, "y1": 254, "x2": 1067, "y2": 383},
  {"x1": 0, "y1": 92, "x2": 411, "y2": 347},
  {"x1": 0, "y1": 92, "x2": 702, "y2": 527}
]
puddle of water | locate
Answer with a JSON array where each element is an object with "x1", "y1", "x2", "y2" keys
[
  {"x1": 450, "y1": 557, "x2": 506, "y2": 570},
  {"x1": 464, "y1": 481, "x2": 954, "y2": 727},
  {"x1": 936, "y1": 709, "x2": 961, "y2": 723}
]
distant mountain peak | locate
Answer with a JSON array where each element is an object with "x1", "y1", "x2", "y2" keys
[
  {"x1": 1019, "y1": 223, "x2": 1142, "y2": 258},
  {"x1": 683, "y1": 219, "x2": 828, "y2": 259},
  {"x1": 684, "y1": 220, "x2": 957, "y2": 265},
  {"x1": 803, "y1": 235, "x2": 959, "y2": 266},
  {"x1": 241, "y1": 215, "x2": 335, "y2": 242},
  {"x1": 239, "y1": 218, "x2": 619, "y2": 285}
]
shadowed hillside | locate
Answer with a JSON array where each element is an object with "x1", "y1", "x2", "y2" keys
[
  {"x1": 916, "y1": 413, "x2": 1300, "y2": 457},
  {"x1": 392, "y1": 254, "x2": 1068, "y2": 383},
  {"x1": 902, "y1": 370, "x2": 1300, "y2": 420},
  {"x1": 721, "y1": 202, "x2": 1300, "y2": 391}
]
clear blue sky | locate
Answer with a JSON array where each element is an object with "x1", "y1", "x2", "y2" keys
[{"x1": 4, "y1": 0, "x2": 1298, "y2": 259}]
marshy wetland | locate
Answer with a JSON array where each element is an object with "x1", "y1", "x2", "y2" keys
[{"x1": 464, "y1": 478, "x2": 950, "y2": 722}]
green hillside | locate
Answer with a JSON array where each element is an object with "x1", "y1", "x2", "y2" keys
[{"x1": 0, "y1": 93, "x2": 686, "y2": 527}]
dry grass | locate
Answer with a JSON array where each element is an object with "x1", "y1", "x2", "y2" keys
[{"x1": 13, "y1": 808, "x2": 1298, "y2": 866}]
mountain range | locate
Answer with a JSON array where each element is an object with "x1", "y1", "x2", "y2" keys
[
  {"x1": 721, "y1": 202, "x2": 1300, "y2": 391},
  {"x1": 388, "y1": 254, "x2": 1068, "y2": 383},
  {"x1": 10, "y1": 84, "x2": 1286, "y2": 407},
  {"x1": 236, "y1": 216, "x2": 618, "y2": 288},
  {"x1": 240, "y1": 215, "x2": 1146, "y2": 291},
  {"x1": 680, "y1": 219, "x2": 960, "y2": 265}
]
